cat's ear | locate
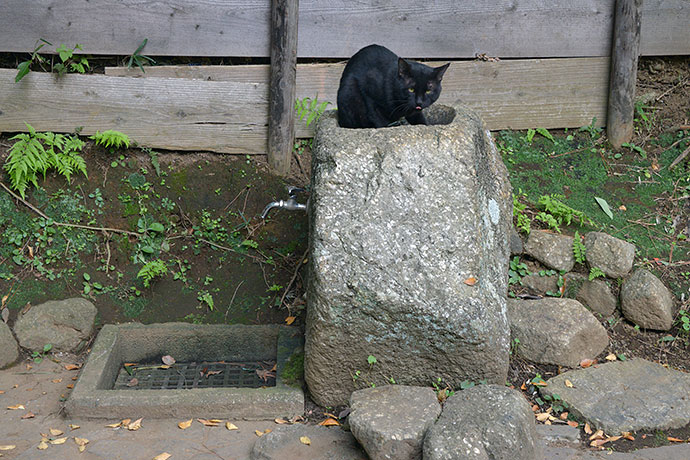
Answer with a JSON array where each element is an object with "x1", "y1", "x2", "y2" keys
[
  {"x1": 433, "y1": 63, "x2": 450, "y2": 81},
  {"x1": 398, "y1": 58, "x2": 412, "y2": 78}
]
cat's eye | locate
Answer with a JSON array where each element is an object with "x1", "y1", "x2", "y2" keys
[
  {"x1": 425, "y1": 90, "x2": 431, "y2": 94},
  {"x1": 408, "y1": 88, "x2": 415, "y2": 93}
]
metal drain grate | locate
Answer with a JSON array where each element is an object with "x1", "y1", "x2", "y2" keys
[{"x1": 113, "y1": 361, "x2": 276, "y2": 390}]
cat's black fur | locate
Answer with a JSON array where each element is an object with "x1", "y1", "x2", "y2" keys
[{"x1": 337, "y1": 44, "x2": 449, "y2": 129}]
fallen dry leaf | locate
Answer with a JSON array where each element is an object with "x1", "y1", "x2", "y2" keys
[
  {"x1": 667, "y1": 436, "x2": 685, "y2": 442},
  {"x1": 161, "y1": 355, "x2": 175, "y2": 366},
  {"x1": 21, "y1": 412, "x2": 35, "y2": 419},
  {"x1": 153, "y1": 453, "x2": 172, "y2": 460},
  {"x1": 178, "y1": 419, "x2": 193, "y2": 430},
  {"x1": 621, "y1": 432, "x2": 635, "y2": 441},
  {"x1": 7, "y1": 404, "x2": 24, "y2": 410},
  {"x1": 37, "y1": 441, "x2": 48, "y2": 450},
  {"x1": 127, "y1": 418, "x2": 143, "y2": 431},
  {"x1": 584, "y1": 423, "x2": 592, "y2": 434},
  {"x1": 318, "y1": 418, "x2": 340, "y2": 427},
  {"x1": 256, "y1": 368, "x2": 276, "y2": 382},
  {"x1": 66, "y1": 384, "x2": 74, "y2": 389},
  {"x1": 559, "y1": 412, "x2": 569, "y2": 420},
  {"x1": 619, "y1": 205, "x2": 627, "y2": 211},
  {"x1": 567, "y1": 421, "x2": 579, "y2": 428},
  {"x1": 590, "y1": 438, "x2": 610, "y2": 447},
  {"x1": 49, "y1": 428, "x2": 63, "y2": 436},
  {"x1": 69, "y1": 424, "x2": 80, "y2": 430},
  {"x1": 255, "y1": 429, "x2": 271, "y2": 437},
  {"x1": 274, "y1": 418, "x2": 289, "y2": 425},
  {"x1": 564, "y1": 379, "x2": 574, "y2": 388},
  {"x1": 589, "y1": 429, "x2": 604, "y2": 441},
  {"x1": 226, "y1": 422, "x2": 239, "y2": 431},
  {"x1": 580, "y1": 358, "x2": 597, "y2": 368},
  {"x1": 0, "y1": 446, "x2": 15, "y2": 451},
  {"x1": 463, "y1": 277, "x2": 478, "y2": 286},
  {"x1": 105, "y1": 422, "x2": 122, "y2": 428},
  {"x1": 535, "y1": 413, "x2": 551, "y2": 422},
  {"x1": 126, "y1": 378, "x2": 139, "y2": 387},
  {"x1": 1, "y1": 295, "x2": 7, "y2": 308},
  {"x1": 605, "y1": 353, "x2": 617, "y2": 361},
  {"x1": 51, "y1": 379, "x2": 63, "y2": 384},
  {"x1": 197, "y1": 418, "x2": 221, "y2": 427},
  {"x1": 285, "y1": 316, "x2": 296, "y2": 325},
  {"x1": 64, "y1": 364, "x2": 81, "y2": 371},
  {"x1": 300, "y1": 436, "x2": 311, "y2": 445},
  {"x1": 50, "y1": 437, "x2": 68, "y2": 445}
]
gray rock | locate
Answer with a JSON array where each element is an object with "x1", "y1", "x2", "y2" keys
[
  {"x1": 522, "y1": 273, "x2": 560, "y2": 295},
  {"x1": 508, "y1": 298, "x2": 609, "y2": 367},
  {"x1": 423, "y1": 384, "x2": 542, "y2": 460},
  {"x1": 13, "y1": 298, "x2": 97, "y2": 352},
  {"x1": 564, "y1": 273, "x2": 618, "y2": 317},
  {"x1": 510, "y1": 227, "x2": 524, "y2": 256},
  {"x1": 305, "y1": 104, "x2": 511, "y2": 406},
  {"x1": 349, "y1": 385, "x2": 440, "y2": 460},
  {"x1": 250, "y1": 425, "x2": 367, "y2": 460},
  {"x1": 542, "y1": 444, "x2": 690, "y2": 460},
  {"x1": 524, "y1": 230, "x2": 575, "y2": 272},
  {"x1": 620, "y1": 269, "x2": 675, "y2": 330},
  {"x1": 0, "y1": 322, "x2": 19, "y2": 368},
  {"x1": 536, "y1": 424, "x2": 580, "y2": 447},
  {"x1": 540, "y1": 359, "x2": 690, "y2": 434},
  {"x1": 584, "y1": 232, "x2": 635, "y2": 278}
]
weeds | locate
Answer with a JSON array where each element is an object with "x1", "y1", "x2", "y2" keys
[
  {"x1": 4, "y1": 124, "x2": 87, "y2": 198},
  {"x1": 136, "y1": 259, "x2": 168, "y2": 287},
  {"x1": 295, "y1": 96, "x2": 331, "y2": 127},
  {"x1": 572, "y1": 231, "x2": 586, "y2": 264},
  {"x1": 90, "y1": 130, "x2": 131, "y2": 151},
  {"x1": 126, "y1": 38, "x2": 156, "y2": 73},
  {"x1": 15, "y1": 40, "x2": 89, "y2": 82}
]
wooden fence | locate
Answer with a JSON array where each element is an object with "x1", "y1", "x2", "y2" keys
[{"x1": 0, "y1": 1, "x2": 689, "y2": 172}]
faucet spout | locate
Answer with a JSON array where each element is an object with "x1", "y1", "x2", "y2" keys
[{"x1": 261, "y1": 187, "x2": 309, "y2": 219}]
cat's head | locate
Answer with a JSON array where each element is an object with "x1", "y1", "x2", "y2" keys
[{"x1": 397, "y1": 59, "x2": 450, "y2": 112}]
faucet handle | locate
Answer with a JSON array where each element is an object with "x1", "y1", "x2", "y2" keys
[{"x1": 287, "y1": 186, "x2": 306, "y2": 197}]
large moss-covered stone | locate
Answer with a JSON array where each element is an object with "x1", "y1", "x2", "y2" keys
[{"x1": 305, "y1": 104, "x2": 512, "y2": 406}]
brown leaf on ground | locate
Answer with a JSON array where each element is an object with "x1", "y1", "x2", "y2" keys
[
  {"x1": 285, "y1": 316, "x2": 296, "y2": 325},
  {"x1": 126, "y1": 378, "x2": 139, "y2": 387},
  {"x1": 255, "y1": 429, "x2": 272, "y2": 437},
  {"x1": 300, "y1": 436, "x2": 311, "y2": 445},
  {"x1": 69, "y1": 424, "x2": 80, "y2": 430},
  {"x1": 564, "y1": 379, "x2": 574, "y2": 388},
  {"x1": 21, "y1": 412, "x2": 35, "y2": 419},
  {"x1": 584, "y1": 423, "x2": 592, "y2": 434},
  {"x1": 274, "y1": 418, "x2": 290, "y2": 424},
  {"x1": 37, "y1": 441, "x2": 48, "y2": 450},
  {"x1": 559, "y1": 412, "x2": 569, "y2": 420},
  {"x1": 667, "y1": 436, "x2": 685, "y2": 442},
  {"x1": 178, "y1": 419, "x2": 193, "y2": 429},
  {"x1": 463, "y1": 277, "x2": 478, "y2": 286},
  {"x1": 580, "y1": 358, "x2": 597, "y2": 368},
  {"x1": 153, "y1": 453, "x2": 171, "y2": 460},
  {"x1": 318, "y1": 418, "x2": 340, "y2": 427},
  {"x1": 589, "y1": 430, "x2": 604, "y2": 441},
  {"x1": 0, "y1": 445, "x2": 16, "y2": 451},
  {"x1": 605, "y1": 353, "x2": 617, "y2": 361},
  {"x1": 49, "y1": 428, "x2": 63, "y2": 436},
  {"x1": 66, "y1": 384, "x2": 74, "y2": 389},
  {"x1": 567, "y1": 421, "x2": 579, "y2": 427},
  {"x1": 197, "y1": 418, "x2": 221, "y2": 427},
  {"x1": 621, "y1": 432, "x2": 635, "y2": 441},
  {"x1": 49, "y1": 437, "x2": 68, "y2": 445},
  {"x1": 64, "y1": 364, "x2": 81, "y2": 371},
  {"x1": 51, "y1": 379, "x2": 62, "y2": 384},
  {"x1": 7, "y1": 404, "x2": 24, "y2": 410},
  {"x1": 161, "y1": 355, "x2": 175, "y2": 366},
  {"x1": 226, "y1": 422, "x2": 239, "y2": 431},
  {"x1": 127, "y1": 418, "x2": 143, "y2": 431}
]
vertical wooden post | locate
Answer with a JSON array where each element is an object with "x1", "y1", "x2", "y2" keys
[
  {"x1": 268, "y1": 0, "x2": 299, "y2": 176},
  {"x1": 607, "y1": 0, "x2": 642, "y2": 149}
]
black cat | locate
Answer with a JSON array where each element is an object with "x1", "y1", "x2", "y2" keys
[{"x1": 337, "y1": 44, "x2": 450, "y2": 129}]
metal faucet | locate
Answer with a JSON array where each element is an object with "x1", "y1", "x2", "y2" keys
[{"x1": 261, "y1": 186, "x2": 308, "y2": 219}]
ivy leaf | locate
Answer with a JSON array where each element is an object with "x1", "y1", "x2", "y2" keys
[{"x1": 594, "y1": 197, "x2": 613, "y2": 219}]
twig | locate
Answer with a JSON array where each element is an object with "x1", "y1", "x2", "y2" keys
[
  {"x1": 655, "y1": 77, "x2": 688, "y2": 102},
  {"x1": 167, "y1": 235, "x2": 262, "y2": 262},
  {"x1": 224, "y1": 280, "x2": 244, "y2": 321},
  {"x1": 0, "y1": 181, "x2": 141, "y2": 237},
  {"x1": 669, "y1": 145, "x2": 690, "y2": 170},
  {"x1": 223, "y1": 185, "x2": 248, "y2": 211},
  {"x1": 280, "y1": 248, "x2": 309, "y2": 309}
]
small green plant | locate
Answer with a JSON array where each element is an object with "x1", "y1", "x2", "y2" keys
[
  {"x1": 432, "y1": 377, "x2": 455, "y2": 402},
  {"x1": 513, "y1": 193, "x2": 531, "y2": 234},
  {"x1": 572, "y1": 231, "x2": 586, "y2": 264},
  {"x1": 578, "y1": 117, "x2": 603, "y2": 140},
  {"x1": 90, "y1": 130, "x2": 131, "y2": 150},
  {"x1": 136, "y1": 259, "x2": 168, "y2": 287},
  {"x1": 4, "y1": 123, "x2": 87, "y2": 198},
  {"x1": 295, "y1": 95, "x2": 331, "y2": 127},
  {"x1": 674, "y1": 309, "x2": 690, "y2": 341},
  {"x1": 589, "y1": 266, "x2": 606, "y2": 281},
  {"x1": 621, "y1": 142, "x2": 647, "y2": 159},
  {"x1": 524, "y1": 127, "x2": 556, "y2": 144},
  {"x1": 537, "y1": 195, "x2": 594, "y2": 228},
  {"x1": 541, "y1": 393, "x2": 568, "y2": 413},
  {"x1": 198, "y1": 290, "x2": 214, "y2": 311},
  {"x1": 31, "y1": 343, "x2": 53, "y2": 363},
  {"x1": 53, "y1": 43, "x2": 90, "y2": 76},
  {"x1": 126, "y1": 38, "x2": 156, "y2": 73},
  {"x1": 509, "y1": 256, "x2": 530, "y2": 285},
  {"x1": 15, "y1": 39, "x2": 51, "y2": 82},
  {"x1": 510, "y1": 337, "x2": 520, "y2": 355}
]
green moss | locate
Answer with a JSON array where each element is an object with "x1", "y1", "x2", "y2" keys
[
  {"x1": 168, "y1": 170, "x2": 188, "y2": 195},
  {"x1": 280, "y1": 351, "x2": 304, "y2": 387}
]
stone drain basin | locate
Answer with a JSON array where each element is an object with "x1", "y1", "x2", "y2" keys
[{"x1": 66, "y1": 323, "x2": 304, "y2": 419}]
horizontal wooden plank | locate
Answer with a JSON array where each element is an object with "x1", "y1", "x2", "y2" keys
[
  {"x1": 1, "y1": 58, "x2": 608, "y2": 154},
  {"x1": 106, "y1": 57, "x2": 610, "y2": 134},
  {"x1": 0, "y1": 70, "x2": 270, "y2": 153},
  {"x1": 0, "y1": 1, "x2": 687, "y2": 58}
]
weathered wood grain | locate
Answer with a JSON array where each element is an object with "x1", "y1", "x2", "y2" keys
[
  {"x1": 0, "y1": 70, "x2": 270, "y2": 154},
  {"x1": 107, "y1": 57, "x2": 611, "y2": 133},
  {"x1": 268, "y1": 0, "x2": 299, "y2": 175},
  {"x1": 0, "y1": 0, "x2": 687, "y2": 57},
  {"x1": 608, "y1": 0, "x2": 642, "y2": 149},
  {"x1": 1, "y1": 58, "x2": 609, "y2": 154}
]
